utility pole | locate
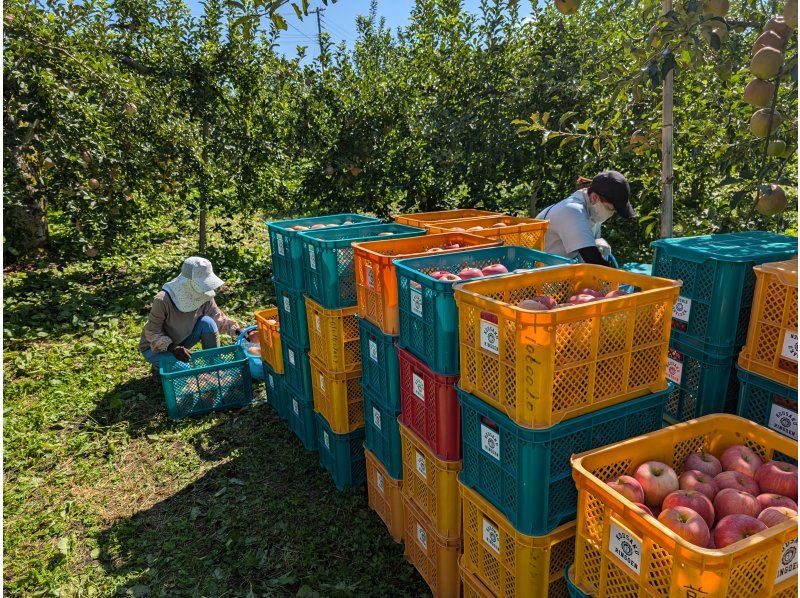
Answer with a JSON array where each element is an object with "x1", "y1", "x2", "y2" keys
[{"x1": 311, "y1": 7, "x2": 326, "y2": 70}]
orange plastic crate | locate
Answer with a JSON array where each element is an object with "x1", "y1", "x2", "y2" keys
[
  {"x1": 353, "y1": 232, "x2": 500, "y2": 335},
  {"x1": 426, "y1": 215, "x2": 549, "y2": 250},
  {"x1": 403, "y1": 493, "x2": 462, "y2": 598},
  {"x1": 304, "y1": 296, "x2": 361, "y2": 372},
  {"x1": 365, "y1": 448, "x2": 404, "y2": 543},
  {"x1": 400, "y1": 422, "x2": 461, "y2": 539},
  {"x1": 459, "y1": 556, "x2": 572, "y2": 598},
  {"x1": 394, "y1": 209, "x2": 500, "y2": 227},
  {"x1": 254, "y1": 308, "x2": 283, "y2": 374},
  {"x1": 454, "y1": 264, "x2": 681, "y2": 428},
  {"x1": 571, "y1": 414, "x2": 798, "y2": 598},
  {"x1": 310, "y1": 357, "x2": 363, "y2": 434},
  {"x1": 739, "y1": 258, "x2": 798, "y2": 389}
]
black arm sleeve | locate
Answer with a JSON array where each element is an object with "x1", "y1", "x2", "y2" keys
[{"x1": 577, "y1": 245, "x2": 610, "y2": 266}]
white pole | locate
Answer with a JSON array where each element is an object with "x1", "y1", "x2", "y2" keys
[{"x1": 660, "y1": 0, "x2": 674, "y2": 239}]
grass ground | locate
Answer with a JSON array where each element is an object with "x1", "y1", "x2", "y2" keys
[{"x1": 3, "y1": 219, "x2": 430, "y2": 597}]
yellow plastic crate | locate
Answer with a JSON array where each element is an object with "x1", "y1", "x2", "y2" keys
[
  {"x1": 399, "y1": 422, "x2": 461, "y2": 539},
  {"x1": 571, "y1": 414, "x2": 798, "y2": 598},
  {"x1": 310, "y1": 356, "x2": 363, "y2": 434},
  {"x1": 455, "y1": 264, "x2": 681, "y2": 428},
  {"x1": 460, "y1": 481, "x2": 576, "y2": 598},
  {"x1": 254, "y1": 308, "x2": 283, "y2": 373},
  {"x1": 394, "y1": 209, "x2": 500, "y2": 227},
  {"x1": 426, "y1": 215, "x2": 549, "y2": 250},
  {"x1": 403, "y1": 493, "x2": 462, "y2": 598},
  {"x1": 739, "y1": 258, "x2": 798, "y2": 389},
  {"x1": 305, "y1": 296, "x2": 361, "y2": 372},
  {"x1": 365, "y1": 447, "x2": 404, "y2": 543},
  {"x1": 460, "y1": 556, "x2": 571, "y2": 598}
]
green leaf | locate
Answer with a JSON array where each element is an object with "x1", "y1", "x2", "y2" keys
[
  {"x1": 57, "y1": 537, "x2": 70, "y2": 555},
  {"x1": 291, "y1": 3, "x2": 303, "y2": 20}
]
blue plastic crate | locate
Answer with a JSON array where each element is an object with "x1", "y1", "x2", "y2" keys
[
  {"x1": 160, "y1": 345, "x2": 253, "y2": 420},
  {"x1": 281, "y1": 337, "x2": 312, "y2": 400},
  {"x1": 395, "y1": 245, "x2": 572, "y2": 375},
  {"x1": 315, "y1": 413, "x2": 367, "y2": 491},
  {"x1": 300, "y1": 223, "x2": 426, "y2": 309},
  {"x1": 362, "y1": 384, "x2": 402, "y2": 480},
  {"x1": 237, "y1": 325, "x2": 264, "y2": 381},
  {"x1": 459, "y1": 383, "x2": 671, "y2": 536},
  {"x1": 737, "y1": 364, "x2": 798, "y2": 441},
  {"x1": 651, "y1": 232, "x2": 797, "y2": 351},
  {"x1": 357, "y1": 316, "x2": 400, "y2": 411},
  {"x1": 274, "y1": 280, "x2": 309, "y2": 349},
  {"x1": 262, "y1": 361, "x2": 287, "y2": 420},
  {"x1": 267, "y1": 213, "x2": 380, "y2": 289},
  {"x1": 565, "y1": 566, "x2": 590, "y2": 597},
  {"x1": 286, "y1": 384, "x2": 318, "y2": 451}
]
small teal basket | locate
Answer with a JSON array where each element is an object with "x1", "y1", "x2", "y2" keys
[
  {"x1": 299, "y1": 223, "x2": 426, "y2": 310},
  {"x1": 262, "y1": 361, "x2": 287, "y2": 420},
  {"x1": 362, "y1": 384, "x2": 402, "y2": 480},
  {"x1": 357, "y1": 316, "x2": 401, "y2": 411},
  {"x1": 281, "y1": 337, "x2": 313, "y2": 400},
  {"x1": 736, "y1": 364, "x2": 798, "y2": 441},
  {"x1": 160, "y1": 345, "x2": 253, "y2": 420},
  {"x1": 315, "y1": 413, "x2": 366, "y2": 491},
  {"x1": 564, "y1": 566, "x2": 590, "y2": 597},
  {"x1": 236, "y1": 325, "x2": 264, "y2": 381},
  {"x1": 286, "y1": 385, "x2": 318, "y2": 451},
  {"x1": 267, "y1": 213, "x2": 380, "y2": 289},
  {"x1": 274, "y1": 280, "x2": 309, "y2": 349},
  {"x1": 394, "y1": 245, "x2": 572, "y2": 375}
]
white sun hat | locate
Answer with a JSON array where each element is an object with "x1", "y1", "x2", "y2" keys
[{"x1": 163, "y1": 257, "x2": 225, "y2": 312}]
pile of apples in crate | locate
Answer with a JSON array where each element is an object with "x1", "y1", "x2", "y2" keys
[{"x1": 607, "y1": 447, "x2": 798, "y2": 549}]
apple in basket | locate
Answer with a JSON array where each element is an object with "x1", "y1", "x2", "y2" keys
[
  {"x1": 658, "y1": 506, "x2": 711, "y2": 547},
  {"x1": 438, "y1": 273, "x2": 461, "y2": 282},
  {"x1": 684, "y1": 451, "x2": 723, "y2": 477},
  {"x1": 713, "y1": 488, "x2": 761, "y2": 521},
  {"x1": 310, "y1": 223, "x2": 327, "y2": 229},
  {"x1": 444, "y1": 244, "x2": 460, "y2": 249},
  {"x1": 569, "y1": 293, "x2": 599, "y2": 305},
  {"x1": 246, "y1": 346, "x2": 261, "y2": 356},
  {"x1": 634, "y1": 502, "x2": 654, "y2": 516},
  {"x1": 291, "y1": 225, "x2": 309, "y2": 231},
  {"x1": 754, "y1": 461, "x2": 798, "y2": 500},
  {"x1": 246, "y1": 329, "x2": 260, "y2": 342},
  {"x1": 457, "y1": 267, "x2": 484, "y2": 280},
  {"x1": 759, "y1": 506, "x2": 798, "y2": 527},
  {"x1": 491, "y1": 222, "x2": 508, "y2": 228},
  {"x1": 605, "y1": 475, "x2": 645, "y2": 503},
  {"x1": 663, "y1": 490, "x2": 715, "y2": 528},
  {"x1": 580, "y1": 288, "x2": 606, "y2": 298},
  {"x1": 757, "y1": 493, "x2": 798, "y2": 512},
  {"x1": 715, "y1": 471, "x2": 760, "y2": 496},
  {"x1": 605, "y1": 290, "x2": 628, "y2": 298},
  {"x1": 714, "y1": 514, "x2": 768, "y2": 548},
  {"x1": 634, "y1": 461, "x2": 679, "y2": 508},
  {"x1": 720, "y1": 445, "x2": 763, "y2": 477},
  {"x1": 679, "y1": 470, "x2": 720, "y2": 501},
  {"x1": 481, "y1": 263, "x2": 508, "y2": 276},
  {"x1": 518, "y1": 299, "x2": 550, "y2": 311}
]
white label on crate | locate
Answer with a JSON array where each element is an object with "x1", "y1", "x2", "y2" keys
[
  {"x1": 769, "y1": 403, "x2": 798, "y2": 440},
  {"x1": 416, "y1": 523, "x2": 428, "y2": 551},
  {"x1": 482, "y1": 518, "x2": 501, "y2": 554},
  {"x1": 609, "y1": 520, "x2": 642, "y2": 574},
  {"x1": 283, "y1": 295, "x2": 291, "y2": 313},
  {"x1": 323, "y1": 430, "x2": 330, "y2": 449},
  {"x1": 319, "y1": 373, "x2": 326, "y2": 392},
  {"x1": 369, "y1": 339, "x2": 378, "y2": 362},
  {"x1": 412, "y1": 373, "x2": 425, "y2": 401},
  {"x1": 365, "y1": 264, "x2": 375, "y2": 289},
  {"x1": 276, "y1": 234, "x2": 285, "y2": 256},
  {"x1": 672, "y1": 296, "x2": 692, "y2": 323},
  {"x1": 309, "y1": 250, "x2": 317, "y2": 270},
  {"x1": 268, "y1": 374, "x2": 275, "y2": 389},
  {"x1": 776, "y1": 539, "x2": 798, "y2": 584},
  {"x1": 292, "y1": 398, "x2": 299, "y2": 415},
  {"x1": 415, "y1": 451, "x2": 427, "y2": 479},
  {"x1": 480, "y1": 424, "x2": 501, "y2": 461},
  {"x1": 288, "y1": 348, "x2": 296, "y2": 366},
  {"x1": 373, "y1": 406, "x2": 382, "y2": 430},
  {"x1": 666, "y1": 357, "x2": 683, "y2": 385},
  {"x1": 781, "y1": 331, "x2": 799, "y2": 362},
  {"x1": 376, "y1": 471, "x2": 384, "y2": 494},
  {"x1": 410, "y1": 286, "x2": 423, "y2": 318},
  {"x1": 315, "y1": 314, "x2": 322, "y2": 333},
  {"x1": 480, "y1": 320, "x2": 500, "y2": 355}
]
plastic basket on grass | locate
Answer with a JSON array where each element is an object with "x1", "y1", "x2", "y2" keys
[
  {"x1": 458, "y1": 383, "x2": 671, "y2": 536},
  {"x1": 274, "y1": 280, "x2": 309, "y2": 348},
  {"x1": 739, "y1": 258, "x2": 798, "y2": 389},
  {"x1": 394, "y1": 208, "x2": 500, "y2": 227},
  {"x1": 310, "y1": 357, "x2": 363, "y2": 434},
  {"x1": 315, "y1": 413, "x2": 366, "y2": 491},
  {"x1": 426, "y1": 215, "x2": 549, "y2": 250},
  {"x1": 455, "y1": 263, "x2": 680, "y2": 428},
  {"x1": 160, "y1": 345, "x2": 253, "y2": 419},
  {"x1": 286, "y1": 384, "x2": 318, "y2": 451},
  {"x1": 305, "y1": 296, "x2": 361, "y2": 372},
  {"x1": 395, "y1": 245, "x2": 572, "y2": 376},
  {"x1": 358, "y1": 316, "x2": 401, "y2": 410},
  {"x1": 737, "y1": 364, "x2": 798, "y2": 441},
  {"x1": 236, "y1": 325, "x2": 264, "y2": 381},
  {"x1": 267, "y1": 213, "x2": 379, "y2": 289},
  {"x1": 281, "y1": 337, "x2": 313, "y2": 400},
  {"x1": 570, "y1": 414, "x2": 798, "y2": 598},
  {"x1": 300, "y1": 223, "x2": 426, "y2": 309},
  {"x1": 353, "y1": 232, "x2": 499, "y2": 335},
  {"x1": 365, "y1": 447, "x2": 404, "y2": 543},
  {"x1": 460, "y1": 480, "x2": 576, "y2": 598},
  {"x1": 254, "y1": 308, "x2": 283, "y2": 373},
  {"x1": 262, "y1": 361, "x2": 288, "y2": 420},
  {"x1": 363, "y1": 383, "x2": 402, "y2": 479},
  {"x1": 651, "y1": 232, "x2": 797, "y2": 352}
]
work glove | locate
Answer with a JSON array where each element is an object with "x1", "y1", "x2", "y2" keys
[
  {"x1": 170, "y1": 345, "x2": 192, "y2": 362},
  {"x1": 595, "y1": 238, "x2": 612, "y2": 260}
]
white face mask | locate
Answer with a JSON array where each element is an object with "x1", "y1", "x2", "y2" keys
[{"x1": 588, "y1": 197, "x2": 615, "y2": 225}]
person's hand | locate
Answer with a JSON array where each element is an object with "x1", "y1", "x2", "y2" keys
[
  {"x1": 172, "y1": 345, "x2": 192, "y2": 362},
  {"x1": 595, "y1": 238, "x2": 612, "y2": 260}
]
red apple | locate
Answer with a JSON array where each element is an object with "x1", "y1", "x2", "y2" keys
[
  {"x1": 634, "y1": 461, "x2": 679, "y2": 507},
  {"x1": 754, "y1": 461, "x2": 798, "y2": 500},
  {"x1": 707, "y1": 533, "x2": 716, "y2": 549},
  {"x1": 757, "y1": 493, "x2": 798, "y2": 512},
  {"x1": 531, "y1": 296, "x2": 557, "y2": 309},
  {"x1": 720, "y1": 445, "x2": 763, "y2": 478},
  {"x1": 663, "y1": 490, "x2": 715, "y2": 529},
  {"x1": 713, "y1": 514, "x2": 768, "y2": 548},
  {"x1": 480, "y1": 311, "x2": 498, "y2": 324},
  {"x1": 457, "y1": 267, "x2": 484, "y2": 280},
  {"x1": 429, "y1": 270, "x2": 449, "y2": 280},
  {"x1": 684, "y1": 451, "x2": 723, "y2": 477},
  {"x1": 310, "y1": 223, "x2": 327, "y2": 229},
  {"x1": 634, "y1": 502, "x2": 654, "y2": 516},
  {"x1": 605, "y1": 290, "x2": 628, "y2": 298},
  {"x1": 606, "y1": 475, "x2": 645, "y2": 503},
  {"x1": 518, "y1": 299, "x2": 549, "y2": 311},
  {"x1": 758, "y1": 506, "x2": 798, "y2": 528},
  {"x1": 569, "y1": 293, "x2": 599, "y2": 304},
  {"x1": 580, "y1": 288, "x2": 605, "y2": 298},
  {"x1": 481, "y1": 263, "x2": 509, "y2": 276},
  {"x1": 491, "y1": 222, "x2": 507, "y2": 228},
  {"x1": 713, "y1": 488, "x2": 761, "y2": 521},
  {"x1": 658, "y1": 506, "x2": 711, "y2": 547},
  {"x1": 679, "y1": 470, "x2": 720, "y2": 501},
  {"x1": 438, "y1": 273, "x2": 461, "y2": 282},
  {"x1": 715, "y1": 471, "x2": 760, "y2": 497},
  {"x1": 292, "y1": 225, "x2": 309, "y2": 231}
]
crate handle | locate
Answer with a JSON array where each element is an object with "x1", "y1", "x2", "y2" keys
[{"x1": 480, "y1": 416, "x2": 499, "y2": 431}]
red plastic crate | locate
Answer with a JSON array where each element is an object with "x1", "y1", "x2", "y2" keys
[{"x1": 398, "y1": 347, "x2": 461, "y2": 461}]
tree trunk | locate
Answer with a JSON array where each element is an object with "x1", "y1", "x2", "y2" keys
[{"x1": 199, "y1": 120, "x2": 209, "y2": 254}]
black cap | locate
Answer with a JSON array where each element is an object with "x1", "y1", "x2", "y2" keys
[{"x1": 588, "y1": 171, "x2": 636, "y2": 219}]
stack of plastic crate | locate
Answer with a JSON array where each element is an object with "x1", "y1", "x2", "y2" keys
[
  {"x1": 650, "y1": 232, "x2": 797, "y2": 424},
  {"x1": 452, "y1": 263, "x2": 682, "y2": 597},
  {"x1": 737, "y1": 257, "x2": 798, "y2": 441}
]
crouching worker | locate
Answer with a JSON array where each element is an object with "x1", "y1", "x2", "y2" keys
[{"x1": 139, "y1": 257, "x2": 242, "y2": 374}]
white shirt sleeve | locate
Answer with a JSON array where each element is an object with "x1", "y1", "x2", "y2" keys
[{"x1": 550, "y1": 201, "x2": 597, "y2": 255}]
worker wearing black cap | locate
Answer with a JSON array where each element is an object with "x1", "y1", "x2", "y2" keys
[{"x1": 536, "y1": 171, "x2": 636, "y2": 266}]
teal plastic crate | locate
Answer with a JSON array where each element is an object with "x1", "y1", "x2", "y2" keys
[
  {"x1": 362, "y1": 384, "x2": 402, "y2": 480},
  {"x1": 663, "y1": 337, "x2": 739, "y2": 424},
  {"x1": 262, "y1": 361, "x2": 288, "y2": 420},
  {"x1": 458, "y1": 383, "x2": 671, "y2": 536},
  {"x1": 286, "y1": 385, "x2": 318, "y2": 451},
  {"x1": 737, "y1": 364, "x2": 798, "y2": 441},
  {"x1": 315, "y1": 413, "x2": 366, "y2": 491},
  {"x1": 281, "y1": 337, "x2": 312, "y2": 400},
  {"x1": 267, "y1": 213, "x2": 380, "y2": 289},
  {"x1": 160, "y1": 345, "x2": 253, "y2": 420},
  {"x1": 300, "y1": 223, "x2": 426, "y2": 309},
  {"x1": 395, "y1": 245, "x2": 572, "y2": 375},
  {"x1": 237, "y1": 325, "x2": 264, "y2": 381},
  {"x1": 651, "y1": 232, "x2": 797, "y2": 351},
  {"x1": 357, "y1": 316, "x2": 400, "y2": 410},
  {"x1": 565, "y1": 566, "x2": 589, "y2": 597},
  {"x1": 274, "y1": 280, "x2": 308, "y2": 348}
]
